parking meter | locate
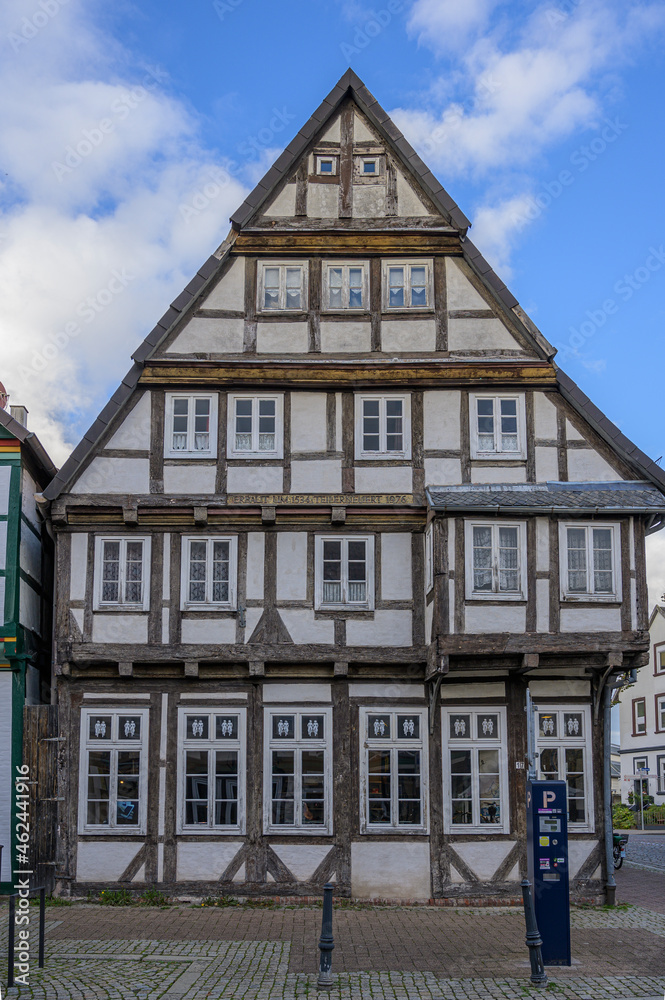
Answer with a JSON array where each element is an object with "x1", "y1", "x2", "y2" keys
[{"x1": 526, "y1": 780, "x2": 571, "y2": 966}]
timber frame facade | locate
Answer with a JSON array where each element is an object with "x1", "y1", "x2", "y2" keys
[{"x1": 44, "y1": 71, "x2": 665, "y2": 903}]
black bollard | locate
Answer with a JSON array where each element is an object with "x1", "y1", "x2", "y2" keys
[
  {"x1": 317, "y1": 882, "x2": 335, "y2": 989},
  {"x1": 521, "y1": 879, "x2": 548, "y2": 987}
]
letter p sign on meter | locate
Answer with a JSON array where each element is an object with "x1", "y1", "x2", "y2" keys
[{"x1": 526, "y1": 780, "x2": 571, "y2": 966}]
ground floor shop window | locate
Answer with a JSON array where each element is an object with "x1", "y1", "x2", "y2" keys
[
  {"x1": 263, "y1": 708, "x2": 333, "y2": 834},
  {"x1": 536, "y1": 704, "x2": 593, "y2": 830},
  {"x1": 359, "y1": 708, "x2": 428, "y2": 833},
  {"x1": 79, "y1": 709, "x2": 148, "y2": 834},
  {"x1": 177, "y1": 708, "x2": 246, "y2": 833},
  {"x1": 442, "y1": 706, "x2": 508, "y2": 833}
]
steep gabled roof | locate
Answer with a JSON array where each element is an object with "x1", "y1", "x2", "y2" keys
[
  {"x1": 41, "y1": 71, "x2": 665, "y2": 505},
  {"x1": 0, "y1": 408, "x2": 57, "y2": 484},
  {"x1": 648, "y1": 605, "x2": 665, "y2": 628}
]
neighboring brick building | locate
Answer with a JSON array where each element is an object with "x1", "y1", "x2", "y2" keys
[{"x1": 43, "y1": 72, "x2": 665, "y2": 902}]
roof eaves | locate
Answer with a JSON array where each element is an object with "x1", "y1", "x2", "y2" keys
[{"x1": 0, "y1": 410, "x2": 56, "y2": 481}]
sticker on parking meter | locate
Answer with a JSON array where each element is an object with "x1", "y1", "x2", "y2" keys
[
  {"x1": 539, "y1": 858, "x2": 551, "y2": 870},
  {"x1": 539, "y1": 836, "x2": 549, "y2": 846}
]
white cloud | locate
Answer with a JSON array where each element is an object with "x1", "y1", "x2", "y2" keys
[
  {"x1": 0, "y1": 1, "x2": 248, "y2": 465},
  {"x1": 392, "y1": 1, "x2": 665, "y2": 266},
  {"x1": 468, "y1": 194, "x2": 537, "y2": 277},
  {"x1": 408, "y1": 0, "x2": 502, "y2": 53}
]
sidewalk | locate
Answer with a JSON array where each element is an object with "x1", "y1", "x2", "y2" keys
[{"x1": 1, "y1": 894, "x2": 664, "y2": 999}]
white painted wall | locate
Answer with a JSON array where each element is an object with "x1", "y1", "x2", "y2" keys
[
  {"x1": 91, "y1": 614, "x2": 148, "y2": 644},
  {"x1": 163, "y1": 465, "x2": 217, "y2": 495},
  {"x1": 291, "y1": 460, "x2": 342, "y2": 493},
  {"x1": 320, "y1": 321, "x2": 371, "y2": 353},
  {"x1": 395, "y1": 171, "x2": 429, "y2": 216},
  {"x1": 535, "y1": 447, "x2": 559, "y2": 482},
  {"x1": 226, "y1": 467, "x2": 284, "y2": 493},
  {"x1": 176, "y1": 841, "x2": 244, "y2": 880},
  {"x1": 263, "y1": 183, "x2": 296, "y2": 217},
  {"x1": 181, "y1": 618, "x2": 237, "y2": 644},
  {"x1": 381, "y1": 319, "x2": 435, "y2": 353},
  {"x1": 201, "y1": 257, "x2": 245, "y2": 311},
  {"x1": 464, "y1": 605, "x2": 526, "y2": 633},
  {"x1": 445, "y1": 259, "x2": 487, "y2": 310},
  {"x1": 448, "y1": 318, "x2": 521, "y2": 352},
  {"x1": 559, "y1": 607, "x2": 622, "y2": 632},
  {"x1": 264, "y1": 682, "x2": 331, "y2": 703},
  {"x1": 106, "y1": 392, "x2": 151, "y2": 450},
  {"x1": 21, "y1": 469, "x2": 39, "y2": 530},
  {"x1": 76, "y1": 841, "x2": 144, "y2": 881},
  {"x1": 351, "y1": 842, "x2": 430, "y2": 901},
  {"x1": 276, "y1": 533, "x2": 308, "y2": 601},
  {"x1": 0, "y1": 670, "x2": 12, "y2": 881},
  {"x1": 346, "y1": 611, "x2": 412, "y2": 647},
  {"x1": 279, "y1": 610, "x2": 334, "y2": 645},
  {"x1": 256, "y1": 322, "x2": 308, "y2": 353},
  {"x1": 354, "y1": 467, "x2": 412, "y2": 493},
  {"x1": 165, "y1": 317, "x2": 244, "y2": 355},
  {"x1": 19, "y1": 580, "x2": 41, "y2": 634},
  {"x1": 471, "y1": 465, "x2": 526, "y2": 484},
  {"x1": 423, "y1": 391, "x2": 461, "y2": 450},
  {"x1": 290, "y1": 393, "x2": 327, "y2": 453},
  {"x1": 246, "y1": 533, "x2": 265, "y2": 600},
  {"x1": 534, "y1": 394, "x2": 558, "y2": 439},
  {"x1": 381, "y1": 533, "x2": 412, "y2": 600},
  {"x1": 567, "y1": 449, "x2": 619, "y2": 482},
  {"x1": 0, "y1": 466, "x2": 11, "y2": 515},
  {"x1": 424, "y1": 458, "x2": 462, "y2": 486},
  {"x1": 70, "y1": 533, "x2": 88, "y2": 601},
  {"x1": 71, "y1": 458, "x2": 150, "y2": 495},
  {"x1": 308, "y1": 184, "x2": 339, "y2": 219}
]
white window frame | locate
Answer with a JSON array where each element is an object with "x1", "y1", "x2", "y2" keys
[
  {"x1": 535, "y1": 704, "x2": 594, "y2": 832},
  {"x1": 655, "y1": 643, "x2": 665, "y2": 674},
  {"x1": 263, "y1": 706, "x2": 333, "y2": 835},
  {"x1": 559, "y1": 522, "x2": 621, "y2": 602},
  {"x1": 176, "y1": 706, "x2": 246, "y2": 835},
  {"x1": 382, "y1": 259, "x2": 433, "y2": 311},
  {"x1": 656, "y1": 694, "x2": 665, "y2": 733},
  {"x1": 442, "y1": 706, "x2": 509, "y2": 834},
  {"x1": 469, "y1": 393, "x2": 526, "y2": 460},
  {"x1": 93, "y1": 536, "x2": 151, "y2": 611},
  {"x1": 632, "y1": 697, "x2": 647, "y2": 736},
  {"x1": 425, "y1": 525, "x2": 434, "y2": 594},
  {"x1": 315, "y1": 154, "x2": 337, "y2": 175},
  {"x1": 322, "y1": 261, "x2": 369, "y2": 313},
  {"x1": 257, "y1": 261, "x2": 308, "y2": 313},
  {"x1": 359, "y1": 707, "x2": 429, "y2": 834},
  {"x1": 360, "y1": 156, "x2": 379, "y2": 175},
  {"x1": 226, "y1": 393, "x2": 284, "y2": 459},
  {"x1": 657, "y1": 754, "x2": 665, "y2": 795},
  {"x1": 354, "y1": 393, "x2": 411, "y2": 460},
  {"x1": 314, "y1": 535, "x2": 375, "y2": 610},
  {"x1": 164, "y1": 392, "x2": 218, "y2": 459},
  {"x1": 180, "y1": 536, "x2": 238, "y2": 611},
  {"x1": 464, "y1": 520, "x2": 527, "y2": 601},
  {"x1": 78, "y1": 708, "x2": 149, "y2": 835}
]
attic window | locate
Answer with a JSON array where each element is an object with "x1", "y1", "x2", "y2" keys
[
  {"x1": 362, "y1": 158, "x2": 378, "y2": 174},
  {"x1": 316, "y1": 155, "x2": 337, "y2": 176}
]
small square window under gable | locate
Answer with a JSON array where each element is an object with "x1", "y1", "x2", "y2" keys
[{"x1": 315, "y1": 154, "x2": 338, "y2": 176}]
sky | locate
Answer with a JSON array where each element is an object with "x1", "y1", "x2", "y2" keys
[{"x1": 1, "y1": 0, "x2": 665, "y2": 632}]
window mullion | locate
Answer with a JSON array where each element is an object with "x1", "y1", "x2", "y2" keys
[
  {"x1": 391, "y1": 746, "x2": 398, "y2": 827},
  {"x1": 110, "y1": 750, "x2": 118, "y2": 830},
  {"x1": 295, "y1": 746, "x2": 302, "y2": 829},
  {"x1": 208, "y1": 745, "x2": 214, "y2": 829},
  {"x1": 586, "y1": 529, "x2": 594, "y2": 595},
  {"x1": 341, "y1": 539, "x2": 349, "y2": 604},
  {"x1": 380, "y1": 401, "x2": 387, "y2": 453},
  {"x1": 343, "y1": 267, "x2": 349, "y2": 306}
]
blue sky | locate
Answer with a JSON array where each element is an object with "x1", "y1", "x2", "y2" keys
[{"x1": 3, "y1": 0, "x2": 663, "y2": 735}]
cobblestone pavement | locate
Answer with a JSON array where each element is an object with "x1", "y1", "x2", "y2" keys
[
  {"x1": 0, "y1": 903, "x2": 664, "y2": 999},
  {"x1": 623, "y1": 833, "x2": 665, "y2": 872}
]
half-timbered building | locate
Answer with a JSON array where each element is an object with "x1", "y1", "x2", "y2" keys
[{"x1": 43, "y1": 71, "x2": 665, "y2": 903}]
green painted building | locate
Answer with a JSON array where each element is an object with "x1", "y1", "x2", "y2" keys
[{"x1": 0, "y1": 402, "x2": 56, "y2": 891}]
